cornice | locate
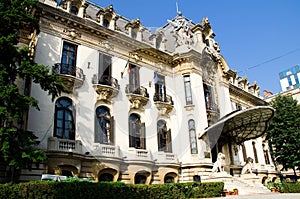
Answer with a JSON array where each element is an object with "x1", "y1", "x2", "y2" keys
[{"x1": 229, "y1": 84, "x2": 267, "y2": 106}]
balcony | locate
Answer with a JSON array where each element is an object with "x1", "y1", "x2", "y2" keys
[
  {"x1": 155, "y1": 152, "x2": 179, "y2": 165},
  {"x1": 153, "y1": 93, "x2": 174, "y2": 115},
  {"x1": 47, "y1": 137, "x2": 82, "y2": 154},
  {"x1": 206, "y1": 103, "x2": 220, "y2": 126},
  {"x1": 92, "y1": 74, "x2": 120, "y2": 103},
  {"x1": 91, "y1": 143, "x2": 120, "y2": 158},
  {"x1": 127, "y1": 148, "x2": 152, "y2": 161},
  {"x1": 125, "y1": 85, "x2": 149, "y2": 110},
  {"x1": 52, "y1": 63, "x2": 85, "y2": 93}
]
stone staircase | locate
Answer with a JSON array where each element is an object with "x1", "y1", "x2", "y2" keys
[
  {"x1": 223, "y1": 175, "x2": 272, "y2": 195},
  {"x1": 202, "y1": 173, "x2": 274, "y2": 196}
]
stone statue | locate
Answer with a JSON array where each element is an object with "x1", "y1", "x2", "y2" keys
[
  {"x1": 211, "y1": 152, "x2": 226, "y2": 174},
  {"x1": 241, "y1": 157, "x2": 253, "y2": 174}
]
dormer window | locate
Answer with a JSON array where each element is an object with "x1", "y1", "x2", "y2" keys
[
  {"x1": 131, "y1": 29, "x2": 137, "y2": 39},
  {"x1": 70, "y1": 5, "x2": 78, "y2": 15},
  {"x1": 103, "y1": 18, "x2": 110, "y2": 28}
]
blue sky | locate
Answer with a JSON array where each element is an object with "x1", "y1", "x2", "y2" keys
[{"x1": 90, "y1": 0, "x2": 300, "y2": 95}]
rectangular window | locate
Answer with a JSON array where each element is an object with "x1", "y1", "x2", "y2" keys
[
  {"x1": 128, "y1": 64, "x2": 140, "y2": 93},
  {"x1": 61, "y1": 42, "x2": 77, "y2": 76},
  {"x1": 129, "y1": 122, "x2": 145, "y2": 149},
  {"x1": 154, "y1": 73, "x2": 166, "y2": 101},
  {"x1": 98, "y1": 53, "x2": 112, "y2": 85},
  {"x1": 184, "y1": 75, "x2": 193, "y2": 105},
  {"x1": 203, "y1": 83, "x2": 215, "y2": 110}
]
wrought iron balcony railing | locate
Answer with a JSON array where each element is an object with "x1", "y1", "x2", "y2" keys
[
  {"x1": 52, "y1": 63, "x2": 85, "y2": 82},
  {"x1": 125, "y1": 85, "x2": 149, "y2": 98},
  {"x1": 92, "y1": 74, "x2": 120, "y2": 90},
  {"x1": 153, "y1": 93, "x2": 174, "y2": 105}
]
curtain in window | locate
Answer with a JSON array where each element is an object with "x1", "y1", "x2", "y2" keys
[
  {"x1": 129, "y1": 114, "x2": 145, "y2": 149},
  {"x1": 157, "y1": 120, "x2": 172, "y2": 152},
  {"x1": 61, "y1": 42, "x2": 77, "y2": 76},
  {"x1": 95, "y1": 106, "x2": 113, "y2": 144},
  {"x1": 189, "y1": 119, "x2": 198, "y2": 154}
]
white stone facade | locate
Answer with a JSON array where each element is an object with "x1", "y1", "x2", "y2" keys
[{"x1": 21, "y1": 0, "x2": 277, "y2": 183}]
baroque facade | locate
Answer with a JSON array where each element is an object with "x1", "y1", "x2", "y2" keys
[{"x1": 15, "y1": 0, "x2": 278, "y2": 184}]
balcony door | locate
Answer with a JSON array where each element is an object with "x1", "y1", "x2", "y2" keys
[
  {"x1": 98, "y1": 53, "x2": 112, "y2": 85},
  {"x1": 154, "y1": 73, "x2": 166, "y2": 101},
  {"x1": 128, "y1": 64, "x2": 140, "y2": 93},
  {"x1": 61, "y1": 42, "x2": 77, "y2": 76}
]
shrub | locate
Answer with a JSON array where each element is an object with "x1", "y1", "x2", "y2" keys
[
  {"x1": 282, "y1": 182, "x2": 300, "y2": 193},
  {"x1": 0, "y1": 181, "x2": 224, "y2": 199}
]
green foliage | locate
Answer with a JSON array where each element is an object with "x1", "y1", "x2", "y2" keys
[
  {"x1": 267, "y1": 180, "x2": 283, "y2": 192},
  {"x1": 0, "y1": 0, "x2": 64, "y2": 171},
  {"x1": 0, "y1": 181, "x2": 224, "y2": 199},
  {"x1": 267, "y1": 95, "x2": 300, "y2": 176},
  {"x1": 282, "y1": 182, "x2": 300, "y2": 193}
]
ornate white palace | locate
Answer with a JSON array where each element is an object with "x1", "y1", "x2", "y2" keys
[{"x1": 13, "y1": 0, "x2": 279, "y2": 189}]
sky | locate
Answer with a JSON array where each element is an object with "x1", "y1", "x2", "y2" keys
[{"x1": 90, "y1": 0, "x2": 300, "y2": 95}]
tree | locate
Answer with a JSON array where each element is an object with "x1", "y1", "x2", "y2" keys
[
  {"x1": 267, "y1": 95, "x2": 300, "y2": 180},
  {"x1": 0, "y1": 0, "x2": 64, "y2": 179}
]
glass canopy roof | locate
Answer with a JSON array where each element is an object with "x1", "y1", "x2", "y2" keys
[{"x1": 200, "y1": 106, "x2": 275, "y2": 149}]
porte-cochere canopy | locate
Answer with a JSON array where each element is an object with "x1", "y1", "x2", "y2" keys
[{"x1": 200, "y1": 106, "x2": 275, "y2": 149}]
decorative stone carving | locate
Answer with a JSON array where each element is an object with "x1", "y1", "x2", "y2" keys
[
  {"x1": 210, "y1": 152, "x2": 226, "y2": 176},
  {"x1": 201, "y1": 50, "x2": 217, "y2": 85},
  {"x1": 154, "y1": 102, "x2": 174, "y2": 116},
  {"x1": 129, "y1": 52, "x2": 142, "y2": 62},
  {"x1": 241, "y1": 157, "x2": 254, "y2": 174},
  {"x1": 168, "y1": 12, "x2": 194, "y2": 48},
  {"x1": 92, "y1": 76, "x2": 119, "y2": 103},
  {"x1": 126, "y1": 85, "x2": 149, "y2": 110},
  {"x1": 125, "y1": 18, "x2": 142, "y2": 29},
  {"x1": 63, "y1": 28, "x2": 81, "y2": 39},
  {"x1": 127, "y1": 95, "x2": 148, "y2": 110},
  {"x1": 99, "y1": 40, "x2": 114, "y2": 51}
]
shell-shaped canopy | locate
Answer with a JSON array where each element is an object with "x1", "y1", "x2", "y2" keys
[{"x1": 201, "y1": 106, "x2": 275, "y2": 149}]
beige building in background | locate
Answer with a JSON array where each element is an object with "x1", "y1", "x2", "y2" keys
[{"x1": 10, "y1": 0, "x2": 279, "y2": 185}]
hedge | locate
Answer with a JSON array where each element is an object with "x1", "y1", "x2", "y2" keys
[
  {"x1": 0, "y1": 181, "x2": 224, "y2": 199},
  {"x1": 282, "y1": 182, "x2": 300, "y2": 193}
]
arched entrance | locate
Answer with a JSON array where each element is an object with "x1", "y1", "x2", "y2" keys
[
  {"x1": 201, "y1": 106, "x2": 275, "y2": 165},
  {"x1": 98, "y1": 168, "x2": 117, "y2": 182},
  {"x1": 164, "y1": 172, "x2": 177, "y2": 183}
]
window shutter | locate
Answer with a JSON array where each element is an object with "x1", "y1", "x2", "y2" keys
[
  {"x1": 167, "y1": 129, "x2": 172, "y2": 153},
  {"x1": 141, "y1": 122, "x2": 146, "y2": 149},
  {"x1": 71, "y1": 103, "x2": 76, "y2": 140},
  {"x1": 129, "y1": 121, "x2": 134, "y2": 147},
  {"x1": 157, "y1": 128, "x2": 162, "y2": 151},
  {"x1": 110, "y1": 116, "x2": 114, "y2": 145}
]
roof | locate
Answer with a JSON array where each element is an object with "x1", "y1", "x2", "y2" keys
[{"x1": 200, "y1": 106, "x2": 275, "y2": 149}]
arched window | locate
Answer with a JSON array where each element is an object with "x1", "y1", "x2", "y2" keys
[
  {"x1": 99, "y1": 173, "x2": 114, "y2": 182},
  {"x1": 103, "y1": 18, "x2": 110, "y2": 28},
  {"x1": 134, "y1": 174, "x2": 146, "y2": 184},
  {"x1": 193, "y1": 175, "x2": 201, "y2": 182},
  {"x1": 164, "y1": 176, "x2": 174, "y2": 183},
  {"x1": 54, "y1": 97, "x2": 75, "y2": 140},
  {"x1": 95, "y1": 106, "x2": 114, "y2": 144},
  {"x1": 129, "y1": 114, "x2": 145, "y2": 149},
  {"x1": 157, "y1": 120, "x2": 172, "y2": 152},
  {"x1": 70, "y1": 5, "x2": 78, "y2": 15},
  {"x1": 188, "y1": 119, "x2": 198, "y2": 154}
]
